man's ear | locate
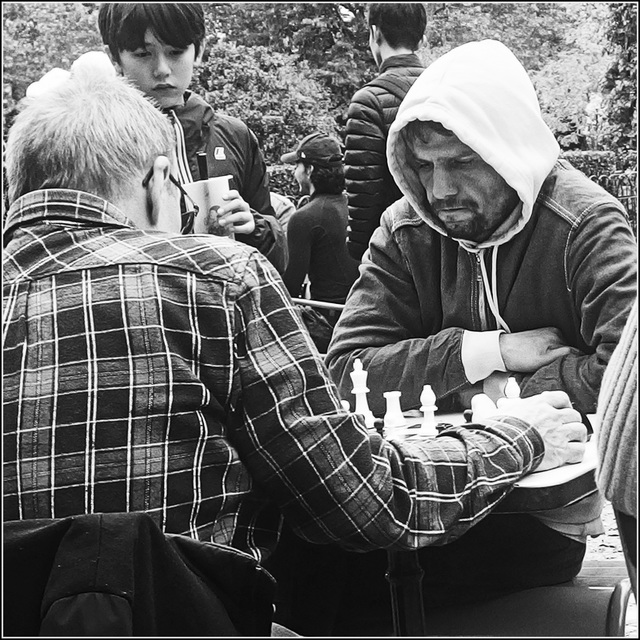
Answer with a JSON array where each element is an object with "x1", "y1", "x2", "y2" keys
[
  {"x1": 145, "y1": 156, "x2": 172, "y2": 226},
  {"x1": 370, "y1": 25, "x2": 383, "y2": 46}
]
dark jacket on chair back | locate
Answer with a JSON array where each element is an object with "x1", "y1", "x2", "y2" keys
[{"x1": 4, "y1": 512, "x2": 276, "y2": 636}]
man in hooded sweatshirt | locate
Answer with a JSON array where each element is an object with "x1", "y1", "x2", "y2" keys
[{"x1": 316, "y1": 39, "x2": 637, "y2": 632}]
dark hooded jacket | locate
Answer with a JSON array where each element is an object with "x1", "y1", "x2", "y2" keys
[{"x1": 173, "y1": 91, "x2": 287, "y2": 273}]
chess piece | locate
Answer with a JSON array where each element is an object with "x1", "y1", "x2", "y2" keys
[
  {"x1": 470, "y1": 393, "x2": 497, "y2": 421},
  {"x1": 497, "y1": 376, "x2": 522, "y2": 413},
  {"x1": 349, "y1": 359, "x2": 376, "y2": 430},
  {"x1": 383, "y1": 391, "x2": 406, "y2": 430},
  {"x1": 420, "y1": 384, "x2": 438, "y2": 436},
  {"x1": 504, "y1": 376, "x2": 521, "y2": 399}
]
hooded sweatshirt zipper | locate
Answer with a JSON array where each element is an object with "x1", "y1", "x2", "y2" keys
[
  {"x1": 475, "y1": 252, "x2": 489, "y2": 331},
  {"x1": 473, "y1": 249, "x2": 511, "y2": 333}
]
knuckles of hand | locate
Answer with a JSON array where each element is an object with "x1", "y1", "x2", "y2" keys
[{"x1": 497, "y1": 393, "x2": 588, "y2": 469}]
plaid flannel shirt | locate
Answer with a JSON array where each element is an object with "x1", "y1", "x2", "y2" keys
[{"x1": 3, "y1": 189, "x2": 545, "y2": 561}]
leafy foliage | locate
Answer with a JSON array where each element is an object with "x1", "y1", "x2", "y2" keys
[
  {"x1": 267, "y1": 165, "x2": 300, "y2": 201},
  {"x1": 600, "y1": 2, "x2": 637, "y2": 150},
  {"x1": 562, "y1": 149, "x2": 637, "y2": 177},
  {"x1": 3, "y1": 3, "x2": 102, "y2": 104},
  {"x1": 192, "y1": 42, "x2": 338, "y2": 164},
  {"x1": 202, "y1": 3, "x2": 374, "y2": 128},
  {"x1": 203, "y1": 2, "x2": 633, "y2": 152},
  {"x1": 422, "y1": 2, "x2": 570, "y2": 71},
  {"x1": 531, "y1": 3, "x2": 612, "y2": 150},
  {"x1": 2, "y1": 2, "x2": 103, "y2": 139},
  {"x1": 2, "y1": 1, "x2": 636, "y2": 162}
]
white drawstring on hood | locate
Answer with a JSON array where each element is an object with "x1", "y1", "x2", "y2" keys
[
  {"x1": 472, "y1": 246, "x2": 511, "y2": 332},
  {"x1": 387, "y1": 39, "x2": 560, "y2": 332}
]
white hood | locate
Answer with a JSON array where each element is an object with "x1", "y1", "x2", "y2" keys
[{"x1": 387, "y1": 39, "x2": 559, "y2": 250}]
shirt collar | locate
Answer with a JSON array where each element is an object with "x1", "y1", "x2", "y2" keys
[
  {"x1": 379, "y1": 53, "x2": 422, "y2": 74},
  {"x1": 3, "y1": 189, "x2": 134, "y2": 240}
]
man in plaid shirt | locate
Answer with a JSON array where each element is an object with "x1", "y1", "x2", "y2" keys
[{"x1": 4, "y1": 64, "x2": 586, "y2": 612}]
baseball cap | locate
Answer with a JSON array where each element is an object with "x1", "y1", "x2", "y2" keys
[{"x1": 281, "y1": 132, "x2": 343, "y2": 167}]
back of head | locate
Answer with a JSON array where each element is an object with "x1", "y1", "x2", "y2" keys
[
  {"x1": 368, "y1": 3, "x2": 426, "y2": 51},
  {"x1": 5, "y1": 70, "x2": 175, "y2": 205},
  {"x1": 309, "y1": 163, "x2": 345, "y2": 196},
  {"x1": 98, "y1": 3, "x2": 205, "y2": 62}
]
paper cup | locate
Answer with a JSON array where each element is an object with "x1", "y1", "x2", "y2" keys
[{"x1": 182, "y1": 175, "x2": 234, "y2": 237}]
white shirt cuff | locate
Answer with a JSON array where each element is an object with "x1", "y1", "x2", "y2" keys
[{"x1": 461, "y1": 330, "x2": 507, "y2": 383}]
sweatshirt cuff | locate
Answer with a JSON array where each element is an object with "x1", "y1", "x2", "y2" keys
[{"x1": 461, "y1": 330, "x2": 507, "y2": 384}]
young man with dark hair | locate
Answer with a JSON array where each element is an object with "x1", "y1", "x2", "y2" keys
[
  {"x1": 344, "y1": 3, "x2": 426, "y2": 261},
  {"x1": 97, "y1": 3, "x2": 287, "y2": 273}
]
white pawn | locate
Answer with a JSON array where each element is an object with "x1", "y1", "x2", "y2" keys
[
  {"x1": 383, "y1": 391, "x2": 406, "y2": 430},
  {"x1": 504, "y1": 376, "x2": 521, "y2": 400},
  {"x1": 420, "y1": 384, "x2": 438, "y2": 436},
  {"x1": 471, "y1": 393, "x2": 498, "y2": 421},
  {"x1": 349, "y1": 359, "x2": 375, "y2": 430}
]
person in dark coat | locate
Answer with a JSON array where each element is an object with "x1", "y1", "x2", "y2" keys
[
  {"x1": 281, "y1": 134, "x2": 360, "y2": 310},
  {"x1": 344, "y1": 3, "x2": 426, "y2": 261},
  {"x1": 280, "y1": 133, "x2": 361, "y2": 352}
]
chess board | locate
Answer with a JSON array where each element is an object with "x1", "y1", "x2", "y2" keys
[{"x1": 346, "y1": 359, "x2": 598, "y2": 507}]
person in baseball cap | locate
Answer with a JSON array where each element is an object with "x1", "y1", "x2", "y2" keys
[
  {"x1": 281, "y1": 132, "x2": 344, "y2": 167},
  {"x1": 278, "y1": 130, "x2": 359, "y2": 354}
]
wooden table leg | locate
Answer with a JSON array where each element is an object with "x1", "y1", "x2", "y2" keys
[{"x1": 386, "y1": 549, "x2": 426, "y2": 636}]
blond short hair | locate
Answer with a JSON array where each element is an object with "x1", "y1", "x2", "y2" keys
[{"x1": 5, "y1": 71, "x2": 175, "y2": 204}]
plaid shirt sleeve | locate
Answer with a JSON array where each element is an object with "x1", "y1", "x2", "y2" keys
[
  {"x1": 3, "y1": 190, "x2": 545, "y2": 555},
  {"x1": 226, "y1": 251, "x2": 545, "y2": 551}
]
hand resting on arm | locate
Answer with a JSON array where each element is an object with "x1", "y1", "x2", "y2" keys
[{"x1": 499, "y1": 327, "x2": 580, "y2": 372}]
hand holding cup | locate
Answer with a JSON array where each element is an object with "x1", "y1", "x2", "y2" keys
[
  {"x1": 183, "y1": 175, "x2": 255, "y2": 238},
  {"x1": 215, "y1": 190, "x2": 255, "y2": 235}
]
